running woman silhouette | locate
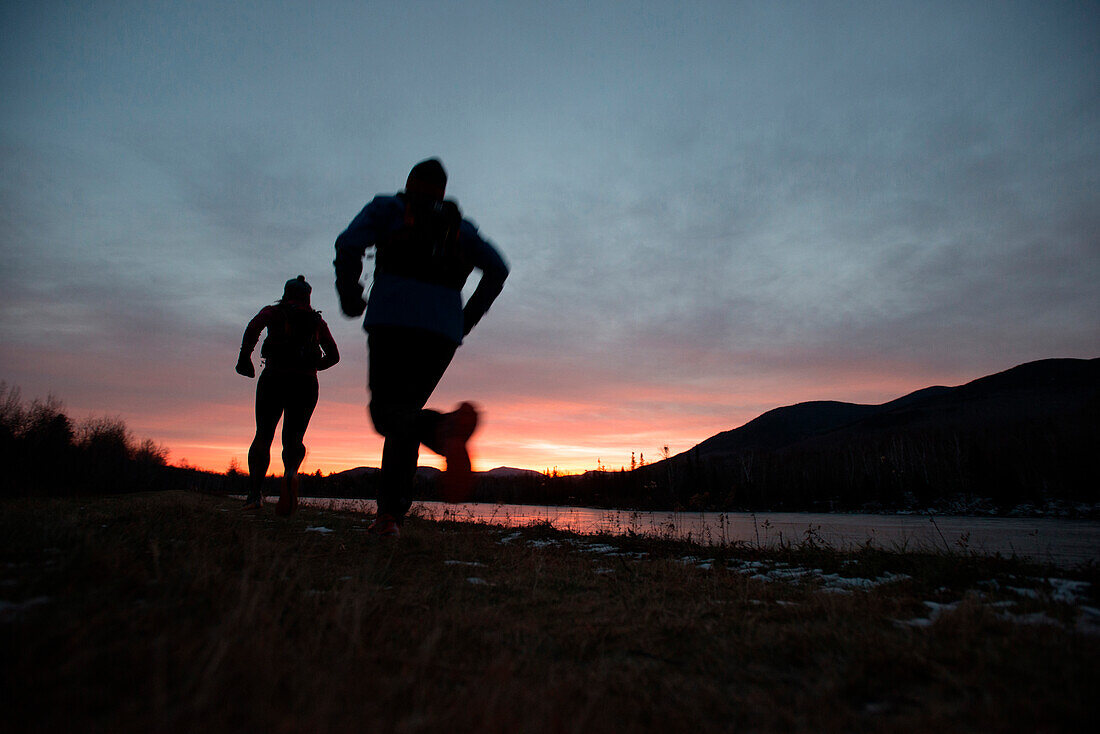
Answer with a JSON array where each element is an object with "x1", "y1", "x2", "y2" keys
[{"x1": 237, "y1": 276, "x2": 339, "y2": 515}]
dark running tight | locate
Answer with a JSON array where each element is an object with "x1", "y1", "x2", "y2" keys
[
  {"x1": 367, "y1": 327, "x2": 457, "y2": 521},
  {"x1": 248, "y1": 368, "x2": 319, "y2": 495}
]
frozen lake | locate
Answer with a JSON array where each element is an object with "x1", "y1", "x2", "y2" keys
[{"x1": 298, "y1": 497, "x2": 1100, "y2": 568}]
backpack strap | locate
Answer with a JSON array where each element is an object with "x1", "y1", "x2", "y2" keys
[
  {"x1": 260, "y1": 304, "x2": 322, "y2": 368},
  {"x1": 376, "y1": 195, "x2": 470, "y2": 289}
]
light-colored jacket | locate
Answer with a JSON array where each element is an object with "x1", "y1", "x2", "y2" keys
[{"x1": 334, "y1": 194, "x2": 509, "y2": 344}]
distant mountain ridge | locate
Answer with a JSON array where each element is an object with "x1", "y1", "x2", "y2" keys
[
  {"x1": 680, "y1": 357, "x2": 1099, "y2": 461},
  {"x1": 591, "y1": 356, "x2": 1100, "y2": 513},
  {"x1": 328, "y1": 465, "x2": 543, "y2": 480}
]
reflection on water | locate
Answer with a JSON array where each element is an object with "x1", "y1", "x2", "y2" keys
[{"x1": 298, "y1": 497, "x2": 1100, "y2": 567}]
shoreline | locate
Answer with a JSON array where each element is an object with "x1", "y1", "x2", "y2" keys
[{"x1": 281, "y1": 495, "x2": 1100, "y2": 569}]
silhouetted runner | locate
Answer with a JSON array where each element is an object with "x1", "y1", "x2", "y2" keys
[
  {"x1": 335, "y1": 159, "x2": 509, "y2": 537},
  {"x1": 237, "y1": 276, "x2": 340, "y2": 515}
]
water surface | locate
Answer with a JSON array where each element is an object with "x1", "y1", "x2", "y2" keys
[{"x1": 299, "y1": 497, "x2": 1100, "y2": 567}]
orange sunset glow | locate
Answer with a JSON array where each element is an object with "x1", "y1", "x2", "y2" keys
[{"x1": 147, "y1": 358, "x2": 978, "y2": 477}]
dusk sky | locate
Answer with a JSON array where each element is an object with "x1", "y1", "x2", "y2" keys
[{"x1": 2, "y1": 1, "x2": 1097, "y2": 475}]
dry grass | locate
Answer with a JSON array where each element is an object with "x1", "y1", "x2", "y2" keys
[{"x1": 1, "y1": 491, "x2": 1096, "y2": 733}]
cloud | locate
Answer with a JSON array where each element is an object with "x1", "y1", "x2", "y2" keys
[{"x1": 1, "y1": 1, "x2": 1097, "y2": 473}]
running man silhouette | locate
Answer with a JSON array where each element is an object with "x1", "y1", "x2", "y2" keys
[
  {"x1": 335, "y1": 159, "x2": 509, "y2": 537},
  {"x1": 236, "y1": 275, "x2": 340, "y2": 515}
]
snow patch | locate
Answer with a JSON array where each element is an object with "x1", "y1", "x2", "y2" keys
[
  {"x1": 894, "y1": 601, "x2": 960, "y2": 628},
  {"x1": 1004, "y1": 578, "x2": 1091, "y2": 604},
  {"x1": 572, "y1": 542, "x2": 620, "y2": 555},
  {"x1": 730, "y1": 558, "x2": 910, "y2": 592},
  {"x1": 999, "y1": 611, "x2": 1062, "y2": 628},
  {"x1": 1046, "y1": 577, "x2": 1090, "y2": 604},
  {"x1": 0, "y1": 596, "x2": 51, "y2": 619},
  {"x1": 678, "y1": 556, "x2": 715, "y2": 569},
  {"x1": 820, "y1": 571, "x2": 910, "y2": 592}
]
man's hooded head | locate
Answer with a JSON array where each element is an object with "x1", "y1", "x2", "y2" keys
[{"x1": 405, "y1": 158, "x2": 447, "y2": 200}]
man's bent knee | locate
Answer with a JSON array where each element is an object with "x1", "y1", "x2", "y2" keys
[{"x1": 369, "y1": 401, "x2": 416, "y2": 439}]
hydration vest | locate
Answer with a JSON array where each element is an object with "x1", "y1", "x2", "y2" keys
[
  {"x1": 374, "y1": 193, "x2": 473, "y2": 290},
  {"x1": 260, "y1": 304, "x2": 323, "y2": 369}
]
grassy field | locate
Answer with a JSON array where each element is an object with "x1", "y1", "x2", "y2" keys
[{"x1": 1, "y1": 491, "x2": 1097, "y2": 733}]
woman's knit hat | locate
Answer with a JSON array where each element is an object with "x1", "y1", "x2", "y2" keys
[{"x1": 283, "y1": 275, "x2": 311, "y2": 304}]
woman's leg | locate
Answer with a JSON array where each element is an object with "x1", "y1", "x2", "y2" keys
[
  {"x1": 281, "y1": 373, "x2": 319, "y2": 479},
  {"x1": 247, "y1": 370, "x2": 284, "y2": 501},
  {"x1": 275, "y1": 372, "x2": 318, "y2": 516}
]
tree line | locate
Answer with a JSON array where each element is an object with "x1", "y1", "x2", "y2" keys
[
  {"x1": 0, "y1": 383, "x2": 170, "y2": 497},
  {"x1": 521, "y1": 411, "x2": 1100, "y2": 515}
]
